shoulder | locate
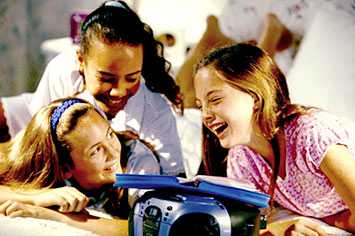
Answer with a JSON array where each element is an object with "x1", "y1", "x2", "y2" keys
[
  {"x1": 285, "y1": 110, "x2": 353, "y2": 167},
  {"x1": 125, "y1": 139, "x2": 161, "y2": 175},
  {"x1": 41, "y1": 48, "x2": 83, "y2": 93},
  {"x1": 286, "y1": 110, "x2": 350, "y2": 140},
  {"x1": 46, "y1": 48, "x2": 79, "y2": 72},
  {"x1": 44, "y1": 48, "x2": 81, "y2": 84},
  {"x1": 140, "y1": 81, "x2": 172, "y2": 112}
]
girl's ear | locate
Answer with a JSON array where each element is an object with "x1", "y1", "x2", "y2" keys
[
  {"x1": 62, "y1": 164, "x2": 73, "y2": 180},
  {"x1": 76, "y1": 49, "x2": 85, "y2": 77},
  {"x1": 63, "y1": 171, "x2": 73, "y2": 180},
  {"x1": 76, "y1": 48, "x2": 84, "y2": 65},
  {"x1": 253, "y1": 100, "x2": 260, "y2": 111}
]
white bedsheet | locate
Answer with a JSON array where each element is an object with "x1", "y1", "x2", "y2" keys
[{"x1": 0, "y1": 216, "x2": 98, "y2": 236}]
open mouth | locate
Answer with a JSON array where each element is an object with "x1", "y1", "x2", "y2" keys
[
  {"x1": 107, "y1": 97, "x2": 127, "y2": 109},
  {"x1": 97, "y1": 95, "x2": 128, "y2": 112},
  {"x1": 215, "y1": 123, "x2": 228, "y2": 135},
  {"x1": 104, "y1": 161, "x2": 119, "y2": 172},
  {"x1": 209, "y1": 122, "x2": 228, "y2": 137}
]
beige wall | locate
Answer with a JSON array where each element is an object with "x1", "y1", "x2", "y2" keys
[{"x1": 0, "y1": 0, "x2": 104, "y2": 96}]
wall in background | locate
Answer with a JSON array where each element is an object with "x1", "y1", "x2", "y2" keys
[
  {"x1": 0, "y1": 0, "x2": 106, "y2": 96},
  {"x1": 0, "y1": 0, "x2": 218, "y2": 96}
]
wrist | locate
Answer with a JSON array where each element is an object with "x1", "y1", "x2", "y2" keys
[
  {"x1": 41, "y1": 207, "x2": 67, "y2": 222},
  {"x1": 22, "y1": 194, "x2": 36, "y2": 205}
]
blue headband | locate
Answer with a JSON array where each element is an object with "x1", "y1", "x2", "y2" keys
[
  {"x1": 81, "y1": 1, "x2": 128, "y2": 32},
  {"x1": 50, "y1": 99, "x2": 83, "y2": 135}
]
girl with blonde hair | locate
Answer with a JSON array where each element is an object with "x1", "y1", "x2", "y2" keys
[{"x1": 0, "y1": 97, "x2": 160, "y2": 236}]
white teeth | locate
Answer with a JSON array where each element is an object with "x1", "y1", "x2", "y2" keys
[
  {"x1": 105, "y1": 162, "x2": 118, "y2": 171},
  {"x1": 212, "y1": 124, "x2": 223, "y2": 132},
  {"x1": 211, "y1": 123, "x2": 224, "y2": 132},
  {"x1": 210, "y1": 122, "x2": 228, "y2": 136},
  {"x1": 110, "y1": 100, "x2": 122, "y2": 105}
]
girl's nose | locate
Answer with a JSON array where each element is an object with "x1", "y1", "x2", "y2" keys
[
  {"x1": 202, "y1": 106, "x2": 214, "y2": 122},
  {"x1": 104, "y1": 142, "x2": 119, "y2": 160},
  {"x1": 109, "y1": 83, "x2": 128, "y2": 97}
]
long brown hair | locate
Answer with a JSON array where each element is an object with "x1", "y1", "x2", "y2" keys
[
  {"x1": 195, "y1": 43, "x2": 309, "y2": 179},
  {"x1": 0, "y1": 98, "x2": 101, "y2": 189}
]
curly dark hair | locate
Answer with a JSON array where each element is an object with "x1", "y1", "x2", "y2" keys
[{"x1": 80, "y1": 0, "x2": 183, "y2": 113}]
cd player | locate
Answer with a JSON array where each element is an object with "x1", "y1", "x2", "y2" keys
[{"x1": 129, "y1": 190, "x2": 262, "y2": 236}]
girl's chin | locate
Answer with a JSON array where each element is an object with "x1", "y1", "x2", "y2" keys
[
  {"x1": 219, "y1": 135, "x2": 240, "y2": 149},
  {"x1": 219, "y1": 139, "x2": 233, "y2": 149}
]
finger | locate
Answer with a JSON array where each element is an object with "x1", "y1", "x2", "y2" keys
[
  {"x1": 74, "y1": 195, "x2": 89, "y2": 212},
  {"x1": 291, "y1": 231, "x2": 305, "y2": 236},
  {"x1": 67, "y1": 187, "x2": 89, "y2": 212},
  {"x1": 65, "y1": 187, "x2": 89, "y2": 212},
  {"x1": 294, "y1": 223, "x2": 320, "y2": 236},
  {"x1": 303, "y1": 221, "x2": 327, "y2": 236},
  {"x1": 58, "y1": 201, "x2": 70, "y2": 213},
  {"x1": 5, "y1": 202, "x2": 22, "y2": 216},
  {"x1": 55, "y1": 188, "x2": 75, "y2": 212},
  {"x1": 73, "y1": 194, "x2": 89, "y2": 212},
  {"x1": 0, "y1": 200, "x2": 14, "y2": 215},
  {"x1": 65, "y1": 195, "x2": 79, "y2": 213},
  {"x1": 7, "y1": 209, "x2": 27, "y2": 218}
]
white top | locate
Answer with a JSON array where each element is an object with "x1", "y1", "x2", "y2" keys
[{"x1": 2, "y1": 48, "x2": 184, "y2": 176}]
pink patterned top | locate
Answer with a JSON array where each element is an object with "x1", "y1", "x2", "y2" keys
[{"x1": 227, "y1": 111, "x2": 355, "y2": 218}]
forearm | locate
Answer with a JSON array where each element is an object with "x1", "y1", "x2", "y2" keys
[
  {"x1": 2, "y1": 201, "x2": 128, "y2": 236},
  {"x1": 0, "y1": 186, "x2": 36, "y2": 205}
]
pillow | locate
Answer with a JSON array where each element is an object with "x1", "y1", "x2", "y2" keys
[
  {"x1": 218, "y1": 0, "x2": 319, "y2": 74},
  {"x1": 219, "y1": 0, "x2": 317, "y2": 41},
  {"x1": 287, "y1": 5, "x2": 355, "y2": 120}
]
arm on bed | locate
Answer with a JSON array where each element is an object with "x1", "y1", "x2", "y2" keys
[
  {"x1": 0, "y1": 200, "x2": 128, "y2": 236},
  {"x1": 0, "y1": 185, "x2": 89, "y2": 212}
]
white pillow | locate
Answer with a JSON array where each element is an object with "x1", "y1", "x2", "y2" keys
[
  {"x1": 218, "y1": 0, "x2": 320, "y2": 74},
  {"x1": 287, "y1": 5, "x2": 355, "y2": 120}
]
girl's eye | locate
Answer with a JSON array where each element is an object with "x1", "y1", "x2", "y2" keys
[
  {"x1": 126, "y1": 76, "x2": 139, "y2": 83},
  {"x1": 90, "y1": 146, "x2": 102, "y2": 157},
  {"x1": 209, "y1": 97, "x2": 221, "y2": 104},
  {"x1": 99, "y1": 76, "x2": 116, "y2": 83}
]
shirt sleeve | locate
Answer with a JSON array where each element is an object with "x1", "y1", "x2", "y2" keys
[
  {"x1": 139, "y1": 91, "x2": 184, "y2": 176},
  {"x1": 1, "y1": 93, "x2": 33, "y2": 137},
  {"x1": 292, "y1": 111, "x2": 352, "y2": 170},
  {"x1": 125, "y1": 139, "x2": 161, "y2": 206},
  {"x1": 125, "y1": 140, "x2": 161, "y2": 175}
]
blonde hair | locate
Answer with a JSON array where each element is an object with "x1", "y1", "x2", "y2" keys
[{"x1": 0, "y1": 98, "x2": 96, "y2": 189}]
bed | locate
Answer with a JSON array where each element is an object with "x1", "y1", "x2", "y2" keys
[{"x1": 1, "y1": 1, "x2": 355, "y2": 235}]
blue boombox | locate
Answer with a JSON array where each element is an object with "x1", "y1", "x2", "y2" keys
[
  {"x1": 129, "y1": 190, "x2": 264, "y2": 236},
  {"x1": 114, "y1": 174, "x2": 269, "y2": 236}
]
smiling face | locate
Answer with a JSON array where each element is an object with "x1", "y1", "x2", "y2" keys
[
  {"x1": 194, "y1": 66, "x2": 256, "y2": 149},
  {"x1": 78, "y1": 40, "x2": 143, "y2": 119},
  {"x1": 65, "y1": 110, "x2": 122, "y2": 190}
]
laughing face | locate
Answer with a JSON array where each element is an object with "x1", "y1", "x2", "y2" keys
[
  {"x1": 194, "y1": 66, "x2": 256, "y2": 149},
  {"x1": 65, "y1": 110, "x2": 122, "y2": 191},
  {"x1": 78, "y1": 40, "x2": 143, "y2": 119}
]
